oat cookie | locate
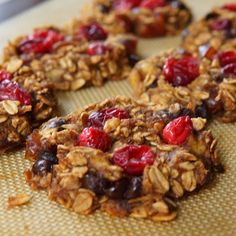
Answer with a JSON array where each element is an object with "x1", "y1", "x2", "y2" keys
[
  {"x1": 75, "y1": 0, "x2": 192, "y2": 38},
  {"x1": 24, "y1": 97, "x2": 222, "y2": 221},
  {"x1": 182, "y1": 3, "x2": 236, "y2": 55},
  {"x1": 3, "y1": 25, "x2": 139, "y2": 90},
  {"x1": 129, "y1": 49, "x2": 236, "y2": 123}
]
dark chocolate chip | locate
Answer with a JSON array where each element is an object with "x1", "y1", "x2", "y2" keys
[{"x1": 32, "y1": 159, "x2": 53, "y2": 176}]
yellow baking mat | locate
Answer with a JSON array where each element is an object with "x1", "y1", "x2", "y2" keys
[{"x1": 0, "y1": 0, "x2": 235, "y2": 235}]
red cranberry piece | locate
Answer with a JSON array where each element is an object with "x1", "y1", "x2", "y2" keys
[
  {"x1": 77, "y1": 127, "x2": 110, "y2": 152},
  {"x1": 112, "y1": 0, "x2": 142, "y2": 10},
  {"x1": 223, "y1": 3, "x2": 236, "y2": 12},
  {"x1": 0, "y1": 79, "x2": 31, "y2": 105},
  {"x1": 87, "y1": 42, "x2": 109, "y2": 55},
  {"x1": 18, "y1": 29, "x2": 64, "y2": 55},
  {"x1": 0, "y1": 70, "x2": 12, "y2": 82},
  {"x1": 112, "y1": 145, "x2": 155, "y2": 175},
  {"x1": 87, "y1": 108, "x2": 130, "y2": 127},
  {"x1": 210, "y1": 19, "x2": 232, "y2": 31},
  {"x1": 222, "y1": 63, "x2": 236, "y2": 77},
  {"x1": 79, "y1": 23, "x2": 108, "y2": 41},
  {"x1": 218, "y1": 51, "x2": 236, "y2": 66},
  {"x1": 163, "y1": 116, "x2": 193, "y2": 145},
  {"x1": 140, "y1": 0, "x2": 166, "y2": 9},
  {"x1": 163, "y1": 56, "x2": 199, "y2": 86}
]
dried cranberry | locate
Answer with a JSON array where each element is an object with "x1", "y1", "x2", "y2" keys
[
  {"x1": 210, "y1": 19, "x2": 232, "y2": 31},
  {"x1": 112, "y1": 145, "x2": 155, "y2": 175},
  {"x1": 163, "y1": 56, "x2": 199, "y2": 86},
  {"x1": 140, "y1": 0, "x2": 166, "y2": 9},
  {"x1": 112, "y1": 0, "x2": 142, "y2": 10},
  {"x1": 0, "y1": 79, "x2": 31, "y2": 105},
  {"x1": 77, "y1": 127, "x2": 110, "y2": 152},
  {"x1": 18, "y1": 28, "x2": 64, "y2": 55},
  {"x1": 223, "y1": 3, "x2": 236, "y2": 12},
  {"x1": 32, "y1": 159, "x2": 53, "y2": 176},
  {"x1": 163, "y1": 116, "x2": 193, "y2": 145},
  {"x1": 87, "y1": 42, "x2": 109, "y2": 55},
  {"x1": 87, "y1": 108, "x2": 130, "y2": 127},
  {"x1": 221, "y1": 63, "x2": 236, "y2": 77},
  {"x1": 0, "y1": 70, "x2": 12, "y2": 82},
  {"x1": 79, "y1": 23, "x2": 108, "y2": 41},
  {"x1": 218, "y1": 51, "x2": 236, "y2": 66},
  {"x1": 118, "y1": 37, "x2": 137, "y2": 54}
]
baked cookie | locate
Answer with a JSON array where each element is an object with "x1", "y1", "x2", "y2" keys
[
  {"x1": 24, "y1": 97, "x2": 222, "y2": 221},
  {"x1": 182, "y1": 3, "x2": 236, "y2": 55},
  {"x1": 0, "y1": 66, "x2": 56, "y2": 152},
  {"x1": 3, "y1": 25, "x2": 139, "y2": 90},
  {"x1": 75, "y1": 0, "x2": 192, "y2": 38},
  {"x1": 129, "y1": 49, "x2": 236, "y2": 123}
]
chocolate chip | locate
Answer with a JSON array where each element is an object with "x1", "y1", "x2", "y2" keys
[
  {"x1": 32, "y1": 159, "x2": 53, "y2": 176},
  {"x1": 103, "y1": 178, "x2": 128, "y2": 199},
  {"x1": 128, "y1": 54, "x2": 140, "y2": 66},
  {"x1": 39, "y1": 150, "x2": 58, "y2": 164},
  {"x1": 47, "y1": 118, "x2": 65, "y2": 128},
  {"x1": 124, "y1": 177, "x2": 142, "y2": 199},
  {"x1": 195, "y1": 103, "x2": 209, "y2": 119}
]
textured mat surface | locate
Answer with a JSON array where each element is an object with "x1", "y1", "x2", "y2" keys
[{"x1": 0, "y1": 0, "x2": 235, "y2": 235}]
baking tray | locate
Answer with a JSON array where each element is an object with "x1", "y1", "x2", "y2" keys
[{"x1": 0, "y1": 0, "x2": 236, "y2": 235}]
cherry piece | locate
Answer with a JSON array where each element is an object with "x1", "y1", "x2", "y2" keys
[
  {"x1": 210, "y1": 19, "x2": 232, "y2": 31},
  {"x1": 140, "y1": 0, "x2": 166, "y2": 9},
  {"x1": 218, "y1": 51, "x2": 236, "y2": 66},
  {"x1": 18, "y1": 28, "x2": 64, "y2": 55},
  {"x1": 0, "y1": 70, "x2": 12, "y2": 82},
  {"x1": 223, "y1": 3, "x2": 236, "y2": 12},
  {"x1": 87, "y1": 107, "x2": 130, "y2": 128},
  {"x1": 79, "y1": 23, "x2": 108, "y2": 41},
  {"x1": 77, "y1": 127, "x2": 110, "y2": 152},
  {"x1": 0, "y1": 79, "x2": 31, "y2": 105},
  {"x1": 163, "y1": 56, "x2": 199, "y2": 86},
  {"x1": 112, "y1": 0, "x2": 142, "y2": 10},
  {"x1": 112, "y1": 145, "x2": 155, "y2": 175},
  {"x1": 163, "y1": 116, "x2": 193, "y2": 145},
  {"x1": 87, "y1": 42, "x2": 109, "y2": 55}
]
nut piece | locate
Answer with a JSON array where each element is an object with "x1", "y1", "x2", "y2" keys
[
  {"x1": 7, "y1": 193, "x2": 31, "y2": 208},
  {"x1": 191, "y1": 118, "x2": 206, "y2": 131},
  {"x1": 7, "y1": 59, "x2": 23, "y2": 73}
]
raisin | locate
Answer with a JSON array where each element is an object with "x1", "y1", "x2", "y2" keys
[
  {"x1": 39, "y1": 151, "x2": 58, "y2": 164},
  {"x1": 128, "y1": 54, "x2": 140, "y2": 66},
  {"x1": 195, "y1": 103, "x2": 209, "y2": 119},
  {"x1": 0, "y1": 79, "x2": 31, "y2": 105},
  {"x1": 112, "y1": 145, "x2": 155, "y2": 175},
  {"x1": 47, "y1": 118, "x2": 65, "y2": 128},
  {"x1": 77, "y1": 127, "x2": 110, "y2": 152},
  {"x1": 163, "y1": 56, "x2": 199, "y2": 86},
  {"x1": 79, "y1": 23, "x2": 108, "y2": 41},
  {"x1": 204, "y1": 12, "x2": 219, "y2": 20},
  {"x1": 163, "y1": 116, "x2": 193, "y2": 145},
  {"x1": 98, "y1": 4, "x2": 111, "y2": 13}
]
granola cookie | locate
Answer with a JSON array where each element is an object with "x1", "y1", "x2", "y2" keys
[
  {"x1": 24, "y1": 97, "x2": 222, "y2": 221},
  {"x1": 0, "y1": 65, "x2": 56, "y2": 152},
  {"x1": 181, "y1": 3, "x2": 236, "y2": 55},
  {"x1": 3, "y1": 25, "x2": 139, "y2": 90},
  {"x1": 129, "y1": 49, "x2": 236, "y2": 123},
  {"x1": 75, "y1": 0, "x2": 192, "y2": 38}
]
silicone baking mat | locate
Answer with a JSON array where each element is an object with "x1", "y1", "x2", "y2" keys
[{"x1": 0, "y1": 0, "x2": 236, "y2": 235}]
